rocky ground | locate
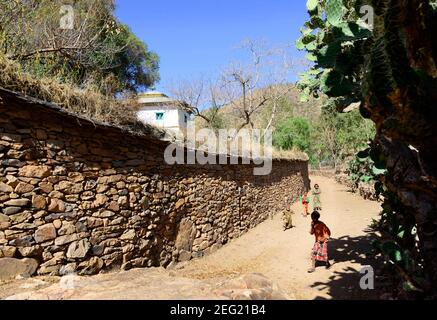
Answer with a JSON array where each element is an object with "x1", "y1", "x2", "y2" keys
[{"x1": 1, "y1": 176, "x2": 383, "y2": 300}]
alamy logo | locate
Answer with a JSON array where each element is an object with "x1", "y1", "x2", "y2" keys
[
  {"x1": 360, "y1": 265, "x2": 375, "y2": 290},
  {"x1": 60, "y1": 5, "x2": 74, "y2": 30},
  {"x1": 164, "y1": 123, "x2": 273, "y2": 176},
  {"x1": 359, "y1": 5, "x2": 374, "y2": 31}
]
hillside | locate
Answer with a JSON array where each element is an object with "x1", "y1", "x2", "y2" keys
[{"x1": 195, "y1": 84, "x2": 325, "y2": 131}]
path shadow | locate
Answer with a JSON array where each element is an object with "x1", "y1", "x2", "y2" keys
[{"x1": 310, "y1": 231, "x2": 384, "y2": 300}]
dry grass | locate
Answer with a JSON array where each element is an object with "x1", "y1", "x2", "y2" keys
[{"x1": 0, "y1": 54, "x2": 163, "y2": 137}]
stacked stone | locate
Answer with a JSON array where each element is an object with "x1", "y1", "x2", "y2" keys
[{"x1": 0, "y1": 98, "x2": 309, "y2": 277}]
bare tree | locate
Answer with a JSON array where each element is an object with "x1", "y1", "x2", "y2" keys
[
  {"x1": 169, "y1": 40, "x2": 296, "y2": 138},
  {"x1": 169, "y1": 77, "x2": 228, "y2": 130},
  {"x1": 220, "y1": 40, "x2": 295, "y2": 138}
]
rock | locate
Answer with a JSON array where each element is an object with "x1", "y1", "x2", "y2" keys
[
  {"x1": 48, "y1": 191, "x2": 64, "y2": 199},
  {"x1": 120, "y1": 229, "x2": 136, "y2": 241},
  {"x1": 53, "y1": 166, "x2": 67, "y2": 176},
  {"x1": 84, "y1": 180, "x2": 97, "y2": 191},
  {"x1": 178, "y1": 250, "x2": 192, "y2": 262},
  {"x1": 93, "y1": 194, "x2": 108, "y2": 207},
  {"x1": 9, "y1": 211, "x2": 32, "y2": 224},
  {"x1": 48, "y1": 199, "x2": 65, "y2": 213},
  {"x1": 85, "y1": 217, "x2": 104, "y2": 228},
  {"x1": 58, "y1": 181, "x2": 83, "y2": 194},
  {"x1": 199, "y1": 241, "x2": 209, "y2": 251},
  {"x1": 36, "y1": 129, "x2": 47, "y2": 140},
  {"x1": 58, "y1": 221, "x2": 76, "y2": 236},
  {"x1": 116, "y1": 181, "x2": 126, "y2": 189},
  {"x1": 55, "y1": 233, "x2": 81, "y2": 246},
  {"x1": 64, "y1": 196, "x2": 78, "y2": 204},
  {"x1": 14, "y1": 182, "x2": 33, "y2": 194},
  {"x1": 2, "y1": 159, "x2": 25, "y2": 167},
  {"x1": 37, "y1": 265, "x2": 60, "y2": 276},
  {"x1": 32, "y1": 195, "x2": 47, "y2": 210},
  {"x1": 175, "y1": 219, "x2": 196, "y2": 251},
  {"x1": 214, "y1": 273, "x2": 290, "y2": 300},
  {"x1": 53, "y1": 219, "x2": 62, "y2": 229},
  {"x1": 0, "y1": 182, "x2": 13, "y2": 193},
  {"x1": 122, "y1": 244, "x2": 135, "y2": 253},
  {"x1": 9, "y1": 235, "x2": 34, "y2": 247},
  {"x1": 1, "y1": 133, "x2": 21, "y2": 142},
  {"x1": 0, "y1": 213, "x2": 11, "y2": 230},
  {"x1": 44, "y1": 212, "x2": 76, "y2": 223},
  {"x1": 96, "y1": 184, "x2": 108, "y2": 193},
  {"x1": 66, "y1": 239, "x2": 91, "y2": 259},
  {"x1": 0, "y1": 258, "x2": 39, "y2": 281},
  {"x1": 59, "y1": 263, "x2": 78, "y2": 276},
  {"x1": 39, "y1": 182, "x2": 54, "y2": 193},
  {"x1": 97, "y1": 175, "x2": 123, "y2": 184},
  {"x1": 4, "y1": 198, "x2": 30, "y2": 207},
  {"x1": 175, "y1": 198, "x2": 185, "y2": 210},
  {"x1": 46, "y1": 139, "x2": 64, "y2": 150},
  {"x1": 92, "y1": 244, "x2": 105, "y2": 256},
  {"x1": 1, "y1": 246, "x2": 17, "y2": 258},
  {"x1": 5, "y1": 175, "x2": 19, "y2": 188},
  {"x1": 92, "y1": 210, "x2": 115, "y2": 218},
  {"x1": 0, "y1": 220, "x2": 11, "y2": 232},
  {"x1": 34, "y1": 224, "x2": 57, "y2": 243},
  {"x1": 2, "y1": 207, "x2": 21, "y2": 215},
  {"x1": 118, "y1": 196, "x2": 128, "y2": 206},
  {"x1": 79, "y1": 257, "x2": 104, "y2": 275},
  {"x1": 18, "y1": 245, "x2": 43, "y2": 258},
  {"x1": 107, "y1": 202, "x2": 120, "y2": 212},
  {"x1": 19, "y1": 165, "x2": 51, "y2": 178}
]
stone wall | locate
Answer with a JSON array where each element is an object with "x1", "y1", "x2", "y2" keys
[{"x1": 0, "y1": 89, "x2": 309, "y2": 277}]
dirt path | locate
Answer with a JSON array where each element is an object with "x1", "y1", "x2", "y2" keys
[
  {"x1": 1, "y1": 176, "x2": 383, "y2": 300},
  {"x1": 175, "y1": 176, "x2": 382, "y2": 299}
]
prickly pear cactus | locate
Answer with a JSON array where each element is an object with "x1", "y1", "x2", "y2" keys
[{"x1": 298, "y1": 0, "x2": 437, "y2": 296}]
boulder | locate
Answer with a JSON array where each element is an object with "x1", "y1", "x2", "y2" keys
[
  {"x1": 214, "y1": 273, "x2": 290, "y2": 300},
  {"x1": 175, "y1": 219, "x2": 196, "y2": 252},
  {"x1": 0, "y1": 258, "x2": 39, "y2": 281}
]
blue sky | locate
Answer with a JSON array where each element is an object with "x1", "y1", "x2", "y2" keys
[{"x1": 115, "y1": 0, "x2": 309, "y2": 91}]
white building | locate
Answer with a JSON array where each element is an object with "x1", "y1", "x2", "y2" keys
[{"x1": 136, "y1": 91, "x2": 191, "y2": 139}]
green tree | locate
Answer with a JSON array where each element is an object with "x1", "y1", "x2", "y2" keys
[
  {"x1": 0, "y1": 0, "x2": 159, "y2": 94},
  {"x1": 273, "y1": 117, "x2": 311, "y2": 152}
]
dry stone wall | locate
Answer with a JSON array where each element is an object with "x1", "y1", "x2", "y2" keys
[{"x1": 0, "y1": 89, "x2": 309, "y2": 277}]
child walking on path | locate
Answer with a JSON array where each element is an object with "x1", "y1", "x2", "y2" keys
[
  {"x1": 312, "y1": 184, "x2": 322, "y2": 211},
  {"x1": 300, "y1": 192, "x2": 310, "y2": 217},
  {"x1": 308, "y1": 211, "x2": 331, "y2": 273}
]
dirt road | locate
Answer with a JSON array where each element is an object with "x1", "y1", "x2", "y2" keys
[
  {"x1": 1, "y1": 176, "x2": 383, "y2": 300},
  {"x1": 175, "y1": 176, "x2": 382, "y2": 299}
]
